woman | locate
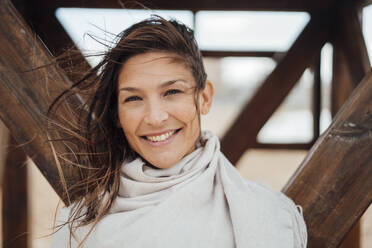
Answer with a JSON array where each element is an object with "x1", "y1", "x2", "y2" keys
[{"x1": 50, "y1": 16, "x2": 307, "y2": 247}]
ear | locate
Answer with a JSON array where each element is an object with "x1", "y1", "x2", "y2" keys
[{"x1": 199, "y1": 80, "x2": 214, "y2": 115}]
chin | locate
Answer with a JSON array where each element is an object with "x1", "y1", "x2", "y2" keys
[
  {"x1": 144, "y1": 151, "x2": 189, "y2": 169},
  {"x1": 148, "y1": 158, "x2": 180, "y2": 169}
]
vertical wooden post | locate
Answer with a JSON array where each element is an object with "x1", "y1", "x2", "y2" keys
[
  {"x1": 312, "y1": 53, "x2": 321, "y2": 141},
  {"x1": 331, "y1": 45, "x2": 354, "y2": 117},
  {"x1": 2, "y1": 137, "x2": 28, "y2": 248}
]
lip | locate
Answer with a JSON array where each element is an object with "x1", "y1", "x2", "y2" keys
[{"x1": 140, "y1": 128, "x2": 181, "y2": 147}]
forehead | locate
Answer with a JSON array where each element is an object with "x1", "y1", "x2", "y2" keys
[{"x1": 118, "y1": 52, "x2": 194, "y2": 86}]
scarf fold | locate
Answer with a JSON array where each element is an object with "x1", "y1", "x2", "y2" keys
[{"x1": 51, "y1": 131, "x2": 307, "y2": 248}]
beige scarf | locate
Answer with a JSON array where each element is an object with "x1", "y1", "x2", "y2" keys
[{"x1": 51, "y1": 131, "x2": 307, "y2": 247}]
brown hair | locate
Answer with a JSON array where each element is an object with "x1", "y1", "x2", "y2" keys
[{"x1": 48, "y1": 15, "x2": 207, "y2": 246}]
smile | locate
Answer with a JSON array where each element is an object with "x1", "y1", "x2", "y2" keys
[{"x1": 141, "y1": 129, "x2": 181, "y2": 143}]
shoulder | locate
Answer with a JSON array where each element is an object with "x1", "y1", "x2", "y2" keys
[
  {"x1": 50, "y1": 204, "x2": 100, "y2": 248},
  {"x1": 50, "y1": 205, "x2": 77, "y2": 248},
  {"x1": 221, "y1": 162, "x2": 308, "y2": 247},
  {"x1": 251, "y1": 182, "x2": 308, "y2": 248},
  {"x1": 219, "y1": 160, "x2": 308, "y2": 247}
]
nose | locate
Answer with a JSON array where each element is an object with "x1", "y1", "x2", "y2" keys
[{"x1": 143, "y1": 102, "x2": 169, "y2": 126}]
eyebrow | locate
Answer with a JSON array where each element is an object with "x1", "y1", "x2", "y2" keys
[{"x1": 118, "y1": 79, "x2": 189, "y2": 92}]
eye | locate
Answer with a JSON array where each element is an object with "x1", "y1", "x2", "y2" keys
[
  {"x1": 124, "y1": 95, "x2": 142, "y2": 103},
  {"x1": 164, "y1": 89, "x2": 182, "y2": 96}
]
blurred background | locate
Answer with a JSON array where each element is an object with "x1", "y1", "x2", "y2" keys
[{"x1": 0, "y1": 2, "x2": 371, "y2": 247}]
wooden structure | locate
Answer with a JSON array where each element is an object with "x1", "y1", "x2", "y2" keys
[{"x1": 0, "y1": 0, "x2": 371, "y2": 247}]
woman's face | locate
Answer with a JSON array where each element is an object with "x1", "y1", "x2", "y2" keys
[{"x1": 117, "y1": 52, "x2": 213, "y2": 169}]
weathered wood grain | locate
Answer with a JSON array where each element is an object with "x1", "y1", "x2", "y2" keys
[
  {"x1": 221, "y1": 13, "x2": 330, "y2": 164},
  {"x1": 0, "y1": 0, "x2": 80, "y2": 204},
  {"x1": 331, "y1": 44, "x2": 361, "y2": 248},
  {"x1": 11, "y1": 0, "x2": 91, "y2": 83},
  {"x1": 332, "y1": 35, "x2": 359, "y2": 248},
  {"x1": 332, "y1": 5, "x2": 370, "y2": 246},
  {"x1": 283, "y1": 69, "x2": 372, "y2": 248},
  {"x1": 330, "y1": 5, "x2": 370, "y2": 247}
]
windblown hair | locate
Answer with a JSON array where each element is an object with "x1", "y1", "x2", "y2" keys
[{"x1": 48, "y1": 15, "x2": 207, "y2": 246}]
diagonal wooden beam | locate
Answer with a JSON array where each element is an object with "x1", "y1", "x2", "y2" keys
[
  {"x1": 12, "y1": 0, "x2": 91, "y2": 83},
  {"x1": 11, "y1": 0, "x2": 72, "y2": 56},
  {"x1": 283, "y1": 69, "x2": 372, "y2": 248},
  {"x1": 0, "y1": 0, "x2": 81, "y2": 204},
  {"x1": 221, "y1": 13, "x2": 330, "y2": 164}
]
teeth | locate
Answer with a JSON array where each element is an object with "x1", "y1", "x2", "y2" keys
[{"x1": 146, "y1": 130, "x2": 175, "y2": 142}]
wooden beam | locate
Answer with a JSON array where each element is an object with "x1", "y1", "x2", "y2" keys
[
  {"x1": 11, "y1": 0, "x2": 74, "y2": 56},
  {"x1": 0, "y1": 0, "x2": 81, "y2": 204},
  {"x1": 331, "y1": 42, "x2": 354, "y2": 117},
  {"x1": 283, "y1": 69, "x2": 372, "y2": 248},
  {"x1": 333, "y1": 32, "x2": 360, "y2": 248},
  {"x1": 12, "y1": 0, "x2": 286, "y2": 80},
  {"x1": 332, "y1": 1, "x2": 371, "y2": 87},
  {"x1": 251, "y1": 142, "x2": 312, "y2": 150},
  {"x1": 201, "y1": 50, "x2": 282, "y2": 58},
  {"x1": 10, "y1": 0, "x2": 339, "y2": 58},
  {"x1": 0, "y1": 121, "x2": 9, "y2": 186},
  {"x1": 339, "y1": 225, "x2": 361, "y2": 248},
  {"x1": 312, "y1": 54, "x2": 321, "y2": 140},
  {"x1": 221, "y1": 13, "x2": 330, "y2": 164},
  {"x1": 329, "y1": 3, "x2": 369, "y2": 247},
  {"x1": 11, "y1": 0, "x2": 340, "y2": 12},
  {"x1": 2, "y1": 137, "x2": 28, "y2": 248},
  {"x1": 11, "y1": 0, "x2": 91, "y2": 83},
  {"x1": 331, "y1": 0, "x2": 370, "y2": 115},
  {"x1": 361, "y1": 0, "x2": 372, "y2": 8}
]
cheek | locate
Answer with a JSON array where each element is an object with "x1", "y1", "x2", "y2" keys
[
  {"x1": 117, "y1": 107, "x2": 139, "y2": 135},
  {"x1": 171, "y1": 102, "x2": 200, "y2": 142},
  {"x1": 171, "y1": 98, "x2": 198, "y2": 124}
]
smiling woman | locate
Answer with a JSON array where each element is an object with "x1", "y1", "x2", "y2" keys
[
  {"x1": 48, "y1": 16, "x2": 306, "y2": 248},
  {"x1": 117, "y1": 52, "x2": 213, "y2": 169}
]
